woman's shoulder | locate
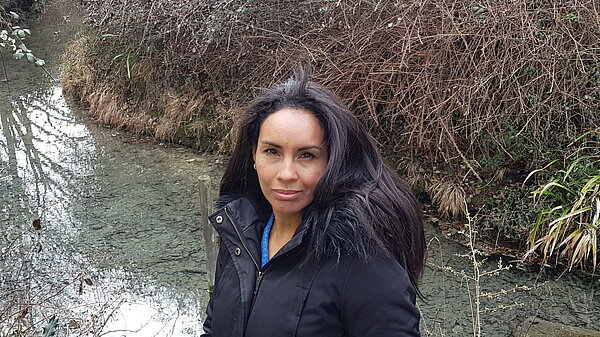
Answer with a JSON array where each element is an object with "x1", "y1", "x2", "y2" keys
[
  {"x1": 315, "y1": 251, "x2": 414, "y2": 292},
  {"x1": 308, "y1": 252, "x2": 420, "y2": 336}
]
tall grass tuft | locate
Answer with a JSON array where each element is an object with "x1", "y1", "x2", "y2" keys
[
  {"x1": 430, "y1": 180, "x2": 466, "y2": 219},
  {"x1": 525, "y1": 129, "x2": 600, "y2": 271}
]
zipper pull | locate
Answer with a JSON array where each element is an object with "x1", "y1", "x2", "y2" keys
[{"x1": 254, "y1": 271, "x2": 264, "y2": 296}]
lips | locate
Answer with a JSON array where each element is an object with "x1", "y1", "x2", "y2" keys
[{"x1": 272, "y1": 189, "x2": 302, "y2": 201}]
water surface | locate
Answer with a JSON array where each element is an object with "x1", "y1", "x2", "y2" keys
[{"x1": 1, "y1": 3, "x2": 221, "y2": 335}]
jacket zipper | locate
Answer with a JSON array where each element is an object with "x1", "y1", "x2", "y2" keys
[
  {"x1": 254, "y1": 271, "x2": 264, "y2": 296},
  {"x1": 224, "y1": 207, "x2": 299, "y2": 313},
  {"x1": 224, "y1": 207, "x2": 270, "y2": 312},
  {"x1": 224, "y1": 207, "x2": 259, "y2": 270},
  {"x1": 252, "y1": 264, "x2": 273, "y2": 310}
]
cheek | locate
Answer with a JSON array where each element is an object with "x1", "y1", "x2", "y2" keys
[
  {"x1": 256, "y1": 162, "x2": 277, "y2": 187},
  {"x1": 306, "y1": 164, "x2": 326, "y2": 188}
]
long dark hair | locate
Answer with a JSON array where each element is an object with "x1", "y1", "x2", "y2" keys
[{"x1": 220, "y1": 67, "x2": 426, "y2": 292}]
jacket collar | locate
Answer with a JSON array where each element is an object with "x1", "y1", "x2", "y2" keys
[{"x1": 210, "y1": 194, "x2": 310, "y2": 265}]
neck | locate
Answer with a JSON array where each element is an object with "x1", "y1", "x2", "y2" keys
[{"x1": 272, "y1": 212, "x2": 301, "y2": 237}]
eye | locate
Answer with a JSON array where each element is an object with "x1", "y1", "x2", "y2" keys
[
  {"x1": 264, "y1": 148, "x2": 278, "y2": 156},
  {"x1": 300, "y1": 152, "x2": 316, "y2": 159}
]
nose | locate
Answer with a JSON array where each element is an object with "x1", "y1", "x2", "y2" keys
[{"x1": 277, "y1": 158, "x2": 298, "y2": 182}]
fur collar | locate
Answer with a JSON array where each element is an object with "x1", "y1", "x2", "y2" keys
[{"x1": 215, "y1": 191, "x2": 382, "y2": 261}]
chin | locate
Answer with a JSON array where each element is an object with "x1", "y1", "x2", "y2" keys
[{"x1": 271, "y1": 202, "x2": 306, "y2": 217}]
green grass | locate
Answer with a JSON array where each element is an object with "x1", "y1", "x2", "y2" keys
[{"x1": 525, "y1": 130, "x2": 600, "y2": 270}]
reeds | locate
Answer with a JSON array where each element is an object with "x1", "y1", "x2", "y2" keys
[{"x1": 524, "y1": 129, "x2": 600, "y2": 270}]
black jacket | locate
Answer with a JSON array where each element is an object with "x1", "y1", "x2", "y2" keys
[{"x1": 202, "y1": 194, "x2": 420, "y2": 337}]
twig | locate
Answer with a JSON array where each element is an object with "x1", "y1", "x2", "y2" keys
[
  {"x1": 465, "y1": 201, "x2": 481, "y2": 337},
  {"x1": 0, "y1": 49, "x2": 12, "y2": 97}
]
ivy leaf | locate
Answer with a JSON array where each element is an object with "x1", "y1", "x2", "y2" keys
[
  {"x1": 18, "y1": 43, "x2": 30, "y2": 52},
  {"x1": 9, "y1": 12, "x2": 19, "y2": 20},
  {"x1": 34, "y1": 59, "x2": 46, "y2": 67},
  {"x1": 13, "y1": 52, "x2": 24, "y2": 60},
  {"x1": 23, "y1": 29, "x2": 31, "y2": 35},
  {"x1": 26, "y1": 53, "x2": 35, "y2": 62},
  {"x1": 42, "y1": 316, "x2": 58, "y2": 337},
  {"x1": 17, "y1": 30, "x2": 26, "y2": 39}
]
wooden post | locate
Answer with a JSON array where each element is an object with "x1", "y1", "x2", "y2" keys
[{"x1": 198, "y1": 174, "x2": 218, "y2": 294}]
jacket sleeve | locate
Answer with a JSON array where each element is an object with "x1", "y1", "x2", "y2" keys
[
  {"x1": 201, "y1": 294, "x2": 214, "y2": 337},
  {"x1": 201, "y1": 238, "x2": 229, "y2": 337},
  {"x1": 340, "y1": 255, "x2": 421, "y2": 337}
]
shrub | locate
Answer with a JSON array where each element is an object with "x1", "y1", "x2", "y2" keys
[
  {"x1": 1, "y1": 4, "x2": 46, "y2": 68},
  {"x1": 69, "y1": 0, "x2": 599, "y2": 167}
]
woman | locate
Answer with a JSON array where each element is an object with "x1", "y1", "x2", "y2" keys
[{"x1": 202, "y1": 68, "x2": 426, "y2": 337}]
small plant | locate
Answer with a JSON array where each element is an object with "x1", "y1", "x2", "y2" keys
[
  {"x1": 42, "y1": 316, "x2": 58, "y2": 337},
  {"x1": 111, "y1": 50, "x2": 135, "y2": 79},
  {"x1": 524, "y1": 129, "x2": 600, "y2": 270},
  {"x1": 565, "y1": 12, "x2": 578, "y2": 23},
  {"x1": 422, "y1": 202, "x2": 529, "y2": 337},
  {"x1": 0, "y1": 8, "x2": 46, "y2": 67},
  {"x1": 479, "y1": 184, "x2": 539, "y2": 242}
]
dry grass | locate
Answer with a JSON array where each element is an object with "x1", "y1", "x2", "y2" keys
[
  {"x1": 155, "y1": 120, "x2": 178, "y2": 142},
  {"x1": 61, "y1": 38, "x2": 95, "y2": 101},
  {"x1": 430, "y1": 180, "x2": 467, "y2": 219},
  {"x1": 401, "y1": 160, "x2": 431, "y2": 193},
  {"x1": 61, "y1": 35, "x2": 232, "y2": 149},
  {"x1": 155, "y1": 90, "x2": 212, "y2": 142},
  {"x1": 398, "y1": 160, "x2": 468, "y2": 219}
]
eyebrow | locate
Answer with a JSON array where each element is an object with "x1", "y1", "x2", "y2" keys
[{"x1": 260, "y1": 141, "x2": 322, "y2": 151}]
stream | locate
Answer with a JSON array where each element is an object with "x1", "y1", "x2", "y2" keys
[{"x1": 1, "y1": 2, "x2": 599, "y2": 336}]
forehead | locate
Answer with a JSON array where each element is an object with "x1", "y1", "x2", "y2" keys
[{"x1": 258, "y1": 108, "x2": 324, "y2": 143}]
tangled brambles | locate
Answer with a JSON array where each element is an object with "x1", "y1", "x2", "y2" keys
[{"x1": 66, "y1": 0, "x2": 600, "y2": 162}]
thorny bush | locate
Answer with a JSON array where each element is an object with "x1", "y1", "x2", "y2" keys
[{"x1": 74, "y1": 0, "x2": 600, "y2": 169}]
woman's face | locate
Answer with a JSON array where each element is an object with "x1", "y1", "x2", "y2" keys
[{"x1": 253, "y1": 107, "x2": 327, "y2": 219}]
